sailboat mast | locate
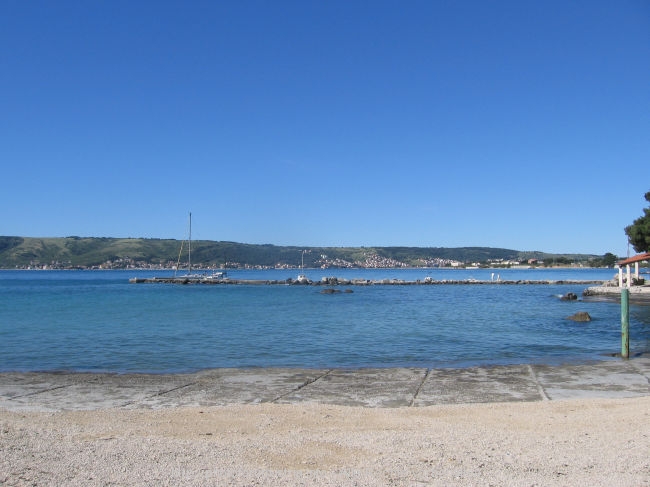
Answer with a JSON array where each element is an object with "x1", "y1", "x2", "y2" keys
[{"x1": 188, "y1": 212, "x2": 192, "y2": 274}]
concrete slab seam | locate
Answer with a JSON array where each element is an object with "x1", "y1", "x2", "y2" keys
[
  {"x1": 270, "y1": 369, "x2": 333, "y2": 403},
  {"x1": 409, "y1": 369, "x2": 430, "y2": 407},
  {"x1": 119, "y1": 382, "x2": 197, "y2": 408},
  {"x1": 8, "y1": 383, "x2": 75, "y2": 400},
  {"x1": 624, "y1": 361, "x2": 650, "y2": 389},
  {"x1": 528, "y1": 365, "x2": 549, "y2": 401},
  {"x1": 149, "y1": 382, "x2": 198, "y2": 398}
]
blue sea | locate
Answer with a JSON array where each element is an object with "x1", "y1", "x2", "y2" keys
[{"x1": 1, "y1": 268, "x2": 648, "y2": 373}]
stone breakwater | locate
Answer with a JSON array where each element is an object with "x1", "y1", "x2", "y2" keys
[
  {"x1": 583, "y1": 284, "x2": 650, "y2": 299},
  {"x1": 129, "y1": 276, "x2": 606, "y2": 286}
]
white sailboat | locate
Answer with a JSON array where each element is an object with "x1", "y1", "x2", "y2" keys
[
  {"x1": 295, "y1": 250, "x2": 310, "y2": 284},
  {"x1": 173, "y1": 212, "x2": 227, "y2": 281},
  {"x1": 174, "y1": 212, "x2": 202, "y2": 279}
]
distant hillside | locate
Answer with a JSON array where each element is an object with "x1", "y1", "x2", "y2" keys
[{"x1": 0, "y1": 236, "x2": 602, "y2": 269}]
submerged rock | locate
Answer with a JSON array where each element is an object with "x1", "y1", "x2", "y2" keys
[
  {"x1": 321, "y1": 288, "x2": 341, "y2": 294},
  {"x1": 567, "y1": 311, "x2": 591, "y2": 322},
  {"x1": 560, "y1": 292, "x2": 578, "y2": 301}
]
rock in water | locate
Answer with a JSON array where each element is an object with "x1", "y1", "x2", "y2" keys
[
  {"x1": 560, "y1": 292, "x2": 578, "y2": 301},
  {"x1": 567, "y1": 311, "x2": 591, "y2": 322},
  {"x1": 321, "y1": 288, "x2": 341, "y2": 294}
]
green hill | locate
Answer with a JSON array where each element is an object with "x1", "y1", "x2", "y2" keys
[{"x1": 0, "y1": 236, "x2": 602, "y2": 269}]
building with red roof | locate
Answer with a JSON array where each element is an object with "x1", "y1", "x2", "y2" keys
[{"x1": 616, "y1": 252, "x2": 650, "y2": 287}]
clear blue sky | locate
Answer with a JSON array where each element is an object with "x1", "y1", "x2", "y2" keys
[{"x1": 1, "y1": 1, "x2": 648, "y2": 256}]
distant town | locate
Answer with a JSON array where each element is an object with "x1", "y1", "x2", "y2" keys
[{"x1": 19, "y1": 254, "x2": 582, "y2": 271}]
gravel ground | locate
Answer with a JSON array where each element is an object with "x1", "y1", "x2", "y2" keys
[{"x1": 2, "y1": 397, "x2": 649, "y2": 486}]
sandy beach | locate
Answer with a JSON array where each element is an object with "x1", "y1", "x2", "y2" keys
[{"x1": 2, "y1": 397, "x2": 649, "y2": 486}]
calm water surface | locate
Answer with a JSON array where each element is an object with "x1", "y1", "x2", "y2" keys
[{"x1": 1, "y1": 268, "x2": 648, "y2": 373}]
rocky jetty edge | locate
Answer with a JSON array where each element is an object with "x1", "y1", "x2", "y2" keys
[{"x1": 129, "y1": 276, "x2": 606, "y2": 286}]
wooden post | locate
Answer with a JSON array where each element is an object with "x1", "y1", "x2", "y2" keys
[{"x1": 621, "y1": 288, "x2": 630, "y2": 359}]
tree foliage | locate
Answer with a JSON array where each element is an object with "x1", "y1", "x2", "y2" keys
[
  {"x1": 587, "y1": 252, "x2": 618, "y2": 268},
  {"x1": 625, "y1": 191, "x2": 650, "y2": 253},
  {"x1": 601, "y1": 252, "x2": 618, "y2": 267}
]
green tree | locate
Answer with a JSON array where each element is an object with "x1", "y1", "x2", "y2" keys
[
  {"x1": 602, "y1": 252, "x2": 618, "y2": 267},
  {"x1": 625, "y1": 191, "x2": 650, "y2": 253}
]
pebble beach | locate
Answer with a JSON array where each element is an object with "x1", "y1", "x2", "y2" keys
[
  {"x1": 2, "y1": 398, "x2": 649, "y2": 486},
  {"x1": 2, "y1": 361, "x2": 649, "y2": 486}
]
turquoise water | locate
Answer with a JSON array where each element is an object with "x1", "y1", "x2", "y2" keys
[{"x1": 1, "y1": 268, "x2": 648, "y2": 373}]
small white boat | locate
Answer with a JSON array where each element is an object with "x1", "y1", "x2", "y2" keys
[
  {"x1": 202, "y1": 271, "x2": 227, "y2": 280},
  {"x1": 295, "y1": 274, "x2": 310, "y2": 284}
]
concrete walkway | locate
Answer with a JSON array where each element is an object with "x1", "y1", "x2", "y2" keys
[{"x1": 1, "y1": 358, "x2": 648, "y2": 411}]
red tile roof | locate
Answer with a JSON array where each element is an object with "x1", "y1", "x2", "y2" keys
[{"x1": 617, "y1": 252, "x2": 650, "y2": 266}]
